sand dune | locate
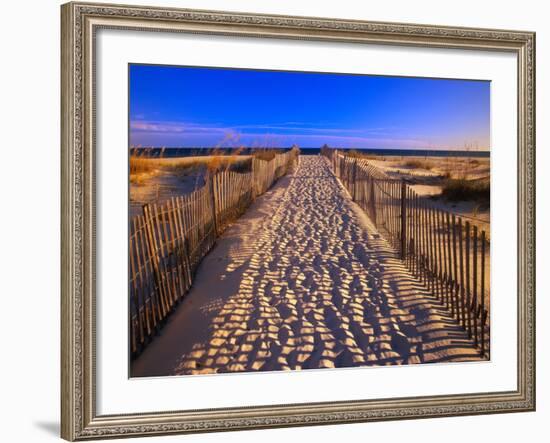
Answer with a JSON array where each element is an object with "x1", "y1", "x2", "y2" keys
[
  {"x1": 365, "y1": 156, "x2": 490, "y2": 233},
  {"x1": 368, "y1": 156, "x2": 490, "y2": 181},
  {"x1": 129, "y1": 155, "x2": 250, "y2": 218},
  {"x1": 131, "y1": 155, "x2": 485, "y2": 378}
]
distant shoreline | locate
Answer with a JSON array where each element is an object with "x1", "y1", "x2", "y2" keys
[{"x1": 130, "y1": 147, "x2": 490, "y2": 158}]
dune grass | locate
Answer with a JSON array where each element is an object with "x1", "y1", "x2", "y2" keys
[
  {"x1": 129, "y1": 151, "x2": 161, "y2": 184},
  {"x1": 340, "y1": 149, "x2": 381, "y2": 160},
  {"x1": 166, "y1": 156, "x2": 251, "y2": 176},
  {"x1": 130, "y1": 155, "x2": 157, "y2": 175},
  {"x1": 441, "y1": 177, "x2": 490, "y2": 203},
  {"x1": 130, "y1": 147, "x2": 294, "y2": 183},
  {"x1": 252, "y1": 149, "x2": 282, "y2": 161},
  {"x1": 401, "y1": 158, "x2": 434, "y2": 170}
]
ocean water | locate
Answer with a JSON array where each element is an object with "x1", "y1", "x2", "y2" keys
[{"x1": 130, "y1": 147, "x2": 490, "y2": 158}]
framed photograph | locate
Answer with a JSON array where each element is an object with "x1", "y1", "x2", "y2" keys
[{"x1": 61, "y1": 1, "x2": 536, "y2": 440}]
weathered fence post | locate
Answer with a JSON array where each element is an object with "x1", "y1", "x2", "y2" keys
[
  {"x1": 400, "y1": 179, "x2": 407, "y2": 260},
  {"x1": 252, "y1": 157, "x2": 259, "y2": 200},
  {"x1": 208, "y1": 172, "x2": 218, "y2": 236},
  {"x1": 369, "y1": 176, "x2": 376, "y2": 223},
  {"x1": 352, "y1": 158, "x2": 358, "y2": 201},
  {"x1": 480, "y1": 230, "x2": 486, "y2": 356},
  {"x1": 142, "y1": 204, "x2": 169, "y2": 318}
]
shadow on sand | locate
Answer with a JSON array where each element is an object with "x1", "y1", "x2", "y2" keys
[{"x1": 132, "y1": 156, "x2": 487, "y2": 378}]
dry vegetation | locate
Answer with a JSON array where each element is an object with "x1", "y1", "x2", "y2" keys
[
  {"x1": 129, "y1": 153, "x2": 160, "y2": 184},
  {"x1": 323, "y1": 150, "x2": 491, "y2": 229},
  {"x1": 252, "y1": 149, "x2": 282, "y2": 161},
  {"x1": 441, "y1": 177, "x2": 490, "y2": 204},
  {"x1": 180, "y1": 156, "x2": 250, "y2": 175},
  {"x1": 402, "y1": 158, "x2": 434, "y2": 170},
  {"x1": 129, "y1": 147, "x2": 253, "y2": 184},
  {"x1": 129, "y1": 147, "x2": 290, "y2": 186},
  {"x1": 129, "y1": 147, "x2": 296, "y2": 219},
  {"x1": 130, "y1": 155, "x2": 156, "y2": 175},
  {"x1": 343, "y1": 149, "x2": 380, "y2": 160}
]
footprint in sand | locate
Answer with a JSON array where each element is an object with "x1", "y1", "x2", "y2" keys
[{"x1": 143, "y1": 156, "x2": 488, "y2": 377}]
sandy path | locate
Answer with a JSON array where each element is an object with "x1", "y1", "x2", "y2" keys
[{"x1": 132, "y1": 155, "x2": 483, "y2": 377}]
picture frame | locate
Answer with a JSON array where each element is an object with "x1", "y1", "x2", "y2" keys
[{"x1": 60, "y1": 1, "x2": 536, "y2": 440}]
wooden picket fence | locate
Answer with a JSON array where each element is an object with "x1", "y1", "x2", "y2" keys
[
  {"x1": 129, "y1": 148, "x2": 299, "y2": 357},
  {"x1": 322, "y1": 148, "x2": 490, "y2": 357}
]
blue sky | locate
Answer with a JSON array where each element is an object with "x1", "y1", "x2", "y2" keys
[{"x1": 129, "y1": 64, "x2": 490, "y2": 150}]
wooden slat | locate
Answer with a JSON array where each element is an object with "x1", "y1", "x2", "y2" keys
[
  {"x1": 135, "y1": 215, "x2": 153, "y2": 334},
  {"x1": 442, "y1": 210, "x2": 450, "y2": 309},
  {"x1": 138, "y1": 214, "x2": 158, "y2": 331},
  {"x1": 426, "y1": 203, "x2": 433, "y2": 292},
  {"x1": 451, "y1": 214, "x2": 459, "y2": 320},
  {"x1": 481, "y1": 230, "x2": 487, "y2": 356},
  {"x1": 421, "y1": 199, "x2": 428, "y2": 285},
  {"x1": 156, "y1": 203, "x2": 176, "y2": 309},
  {"x1": 465, "y1": 221, "x2": 472, "y2": 338},
  {"x1": 457, "y1": 218, "x2": 466, "y2": 329},
  {"x1": 414, "y1": 192, "x2": 420, "y2": 278},
  {"x1": 465, "y1": 221, "x2": 472, "y2": 337},
  {"x1": 473, "y1": 225, "x2": 479, "y2": 346},
  {"x1": 436, "y1": 210, "x2": 444, "y2": 307},
  {"x1": 174, "y1": 197, "x2": 192, "y2": 288},
  {"x1": 167, "y1": 198, "x2": 184, "y2": 299},
  {"x1": 128, "y1": 219, "x2": 140, "y2": 353},
  {"x1": 143, "y1": 204, "x2": 169, "y2": 318}
]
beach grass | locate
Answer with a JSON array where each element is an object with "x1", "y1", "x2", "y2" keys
[
  {"x1": 130, "y1": 155, "x2": 156, "y2": 175},
  {"x1": 129, "y1": 147, "x2": 288, "y2": 186},
  {"x1": 402, "y1": 158, "x2": 434, "y2": 170},
  {"x1": 441, "y1": 177, "x2": 490, "y2": 203},
  {"x1": 343, "y1": 149, "x2": 381, "y2": 160},
  {"x1": 252, "y1": 149, "x2": 282, "y2": 161}
]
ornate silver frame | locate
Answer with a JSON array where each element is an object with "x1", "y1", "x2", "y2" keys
[{"x1": 61, "y1": 1, "x2": 536, "y2": 440}]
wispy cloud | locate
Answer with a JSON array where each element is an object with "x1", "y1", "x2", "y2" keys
[
  {"x1": 233, "y1": 124, "x2": 394, "y2": 136},
  {"x1": 131, "y1": 121, "x2": 214, "y2": 133},
  {"x1": 131, "y1": 119, "x2": 398, "y2": 138},
  {"x1": 129, "y1": 119, "x2": 439, "y2": 149}
]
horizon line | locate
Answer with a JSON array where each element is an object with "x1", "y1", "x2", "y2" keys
[{"x1": 129, "y1": 146, "x2": 491, "y2": 152}]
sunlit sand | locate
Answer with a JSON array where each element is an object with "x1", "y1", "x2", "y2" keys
[{"x1": 132, "y1": 155, "x2": 485, "y2": 377}]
